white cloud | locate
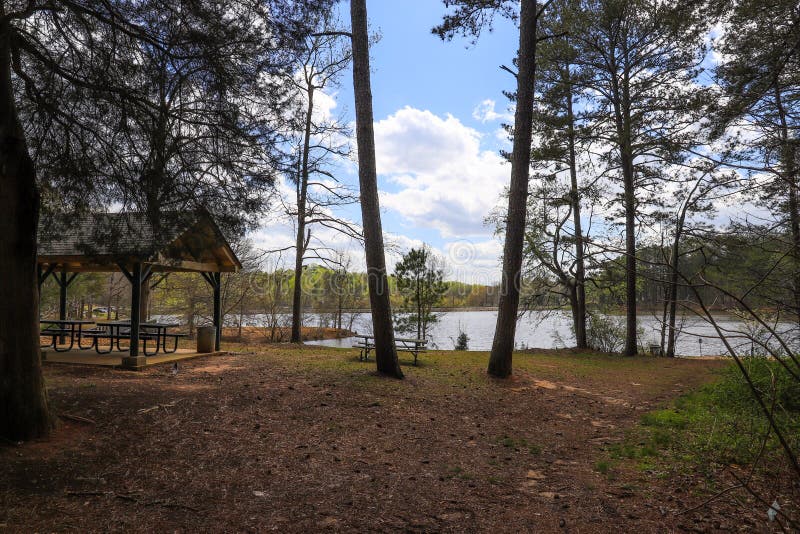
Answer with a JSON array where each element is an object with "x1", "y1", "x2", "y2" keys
[
  {"x1": 384, "y1": 235, "x2": 503, "y2": 284},
  {"x1": 249, "y1": 105, "x2": 513, "y2": 283},
  {"x1": 374, "y1": 106, "x2": 510, "y2": 238},
  {"x1": 312, "y1": 88, "x2": 339, "y2": 124},
  {"x1": 472, "y1": 99, "x2": 514, "y2": 123}
]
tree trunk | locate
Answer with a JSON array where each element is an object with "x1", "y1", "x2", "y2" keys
[
  {"x1": 610, "y1": 45, "x2": 637, "y2": 356},
  {"x1": 0, "y1": 24, "x2": 51, "y2": 440},
  {"x1": 416, "y1": 273, "x2": 422, "y2": 340},
  {"x1": 350, "y1": 0, "x2": 402, "y2": 378},
  {"x1": 238, "y1": 301, "x2": 244, "y2": 339},
  {"x1": 659, "y1": 274, "x2": 668, "y2": 354},
  {"x1": 565, "y1": 74, "x2": 587, "y2": 349},
  {"x1": 775, "y1": 83, "x2": 800, "y2": 328},
  {"x1": 291, "y1": 84, "x2": 315, "y2": 343},
  {"x1": 567, "y1": 281, "x2": 581, "y2": 345},
  {"x1": 336, "y1": 295, "x2": 343, "y2": 332},
  {"x1": 488, "y1": 0, "x2": 539, "y2": 378},
  {"x1": 665, "y1": 227, "x2": 682, "y2": 358},
  {"x1": 623, "y1": 188, "x2": 637, "y2": 356}
]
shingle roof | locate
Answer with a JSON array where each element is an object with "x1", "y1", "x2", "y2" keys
[
  {"x1": 38, "y1": 212, "x2": 196, "y2": 258},
  {"x1": 37, "y1": 210, "x2": 241, "y2": 272}
]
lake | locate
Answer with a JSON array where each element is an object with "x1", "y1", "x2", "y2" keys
[
  {"x1": 154, "y1": 309, "x2": 793, "y2": 357},
  {"x1": 299, "y1": 309, "x2": 793, "y2": 357}
]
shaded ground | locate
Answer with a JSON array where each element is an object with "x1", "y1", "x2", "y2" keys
[{"x1": 0, "y1": 347, "x2": 784, "y2": 532}]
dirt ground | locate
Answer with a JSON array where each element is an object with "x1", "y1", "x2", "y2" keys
[{"x1": 0, "y1": 346, "x2": 789, "y2": 532}]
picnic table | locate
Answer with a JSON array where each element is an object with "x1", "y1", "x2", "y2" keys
[
  {"x1": 40, "y1": 319, "x2": 97, "y2": 352},
  {"x1": 142, "y1": 322, "x2": 187, "y2": 354},
  {"x1": 86, "y1": 321, "x2": 186, "y2": 356},
  {"x1": 353, "y1": 334, "x2": 427, "y2": 366}
]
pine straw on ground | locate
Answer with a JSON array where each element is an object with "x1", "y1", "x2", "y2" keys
[{"x1": 0, "y1": 347, "x2": 789, "y2": 532}]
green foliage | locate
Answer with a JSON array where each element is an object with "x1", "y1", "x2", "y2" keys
[
  {"x1": 584, "y1": 312, "x2": 627, "y2": 353},
  {"x1": 393, "y1": 246, "x2": 448, "y2": 340},
  {"x1": 454, "y1": 331, "x2": 469, "y2": 351},
  {"x1": 495, "y1": 435, "x2": 540, "y2": 455},
  {"x1": 612, "y1": 359, "x2": 800, "y2": 473},
  {"x1": 594, "y1": 460, "x2": 612, "y2": 477},
  {"x1": 640, "y1": 409, "x2": 688, "y2": 430}
]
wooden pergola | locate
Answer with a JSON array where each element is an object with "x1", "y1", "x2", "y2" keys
[{"x1": 37, "y1": 210, "x2": 241, "y2": 366}]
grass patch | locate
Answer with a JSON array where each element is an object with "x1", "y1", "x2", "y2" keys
[
  {"x1": 594, "y1": 460, "x2": 611, "y2": 474},
  {"x1": 640, "y1": 409, "x2": 688, "y2": 429},
  {"x1": 495, "y1": 435, "x2": 541, "y2": 455},
  {"x1": 611, "y1": 358, "x2": 800, "y2": 474},
  {"x1": 594, "y1": 460, "x2": 616, "y2": 479}
]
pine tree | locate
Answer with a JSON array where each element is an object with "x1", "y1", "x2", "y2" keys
[
  {"x1": 570, "y1": 0, "x2": 707, "y2": 355},
  {"x1": 350, "y1": 0, "x2": 403, "y2": 378},
  {"x1": 394, "y1": 246, "x2": 447, "y2": 341}
]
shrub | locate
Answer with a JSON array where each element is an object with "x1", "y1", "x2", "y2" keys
[
  {"x1": 585, "y1": 312, "x2": 627, "y2": 353},
  {"x1": 454, "y1": 331, "x2": 469, "y2": 351}
]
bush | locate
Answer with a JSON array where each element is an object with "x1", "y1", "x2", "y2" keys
[
  {"x1": 454, "y1": 331, "x2": 469, "y2": 351},
  {"x1": 585, "y1": 312, "x2": 627, "y2": 353}
]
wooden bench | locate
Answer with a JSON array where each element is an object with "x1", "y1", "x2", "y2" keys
[{"x1": 353, "y1": 335, "x2": 427, "y2": 366}]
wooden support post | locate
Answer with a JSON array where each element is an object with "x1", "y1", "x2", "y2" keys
[
  {"x1": 213, "y1": 272, "x2": 221, "y2": 351},
  {"x1": 117, "y1": 262, "x2": 148, "y2": 369},
  {"x1": 58, "y1": 272, "x2": 67, "y2": 343},
  {"x1": 202, "y1": 272, "x2": 223, "y2": 352},
  {"x1": 129, "y1": 262, "x2": 142, "y2": 358},
  {"x1": 37, "y1": 264, "x2": 55, "y2": 289},
  {"x1": 52, "y1": 271, "x2": 79, "y2": 343}
]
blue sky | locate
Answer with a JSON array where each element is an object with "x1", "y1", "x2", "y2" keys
[
  {"x1": 250, "y1": 5, "x2": 752, "y2": 284},
  {"x1": 255, "y1": 1, "x2": 522, "y2": 282},
  {"x1": 341, "y1": 2, "x2": 518, "y2": 125}
]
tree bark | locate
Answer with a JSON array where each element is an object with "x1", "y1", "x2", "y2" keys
[
  {"x1": 665, "y1": 223, "x2": 683, "y2": 358},
  {"x1": 609, "y1": 39, "x2": 637, "y2": 356},
  {"x1": 0, "y1": 21, "x2": 51, "y2": 440},
  {"x1": 775, "y1": 83, "x2": 800, "y2": 328},
  {"x1": 350, "y1": 0, "x2": 402, "y2": 378},
  {"x1": 622, "y1": 65, "x2": 638, "y2": 356},
  {"x1": 488, "y1": 0, "x2": 539, "y2": 378},
  {"x1": 565, "y1": 74, "x2": 587, "y2": 348},
  {"x1": 291, "y1": 84, "x2": 314, "y2": 343}
]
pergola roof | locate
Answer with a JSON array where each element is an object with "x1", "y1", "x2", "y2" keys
[{"x1": 38, "y1": 210, "x2": 241, "y2": 273}]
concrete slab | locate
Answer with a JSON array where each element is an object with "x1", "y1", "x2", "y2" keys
[{"x1": 42, "y1": 347, "x2": 227, "y2": 369}]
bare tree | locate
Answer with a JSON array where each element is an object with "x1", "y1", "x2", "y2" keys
[
  {"x1": 221, "y1": 239, "x2": 264, "y2": 339},
  {"x1": 287, "y1": 20, "x2": 358, "y2": 343}
]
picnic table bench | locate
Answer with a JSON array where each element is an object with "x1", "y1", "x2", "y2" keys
[
  {"x1": 40, "y1": 319, "x2": 97, "y2": 352},
  {"x1": 83, "y1": 321, "x2": 187, "y2": 356},
  {"x1": 353, "y1": 334, "x2": 427, "y2": 366}
]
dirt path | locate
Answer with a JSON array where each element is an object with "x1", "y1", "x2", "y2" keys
[{"x1": 0, "y1": 347, "x2": 746, "y2": 532}]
